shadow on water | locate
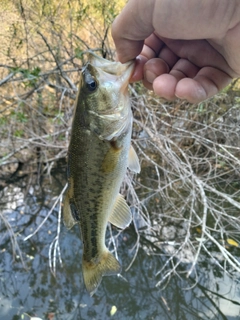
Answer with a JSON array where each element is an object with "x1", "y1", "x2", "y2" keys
[{"x1": 0, "y1": 159, "x2": 240, "y2": 320}]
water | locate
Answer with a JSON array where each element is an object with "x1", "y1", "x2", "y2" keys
[{"x1": 0, "y1": 161, "x2": 240, "y2": 320}]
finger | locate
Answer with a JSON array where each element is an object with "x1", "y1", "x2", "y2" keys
[
  {"x1": 158, "y1": 46, "x2": 179, "y2": 69},
  {"x1": 143, "y1": 33, "x2": 165, "y2": 57},
  {"x1": 175, "y1": 67, "x2": 233, "y2": 103},
  {"x1": 143, "y1": 58, "x2": 169, "y2": 86},
  {"x1": 160, "y1": 38, "x2": 236, "y2": 78},
  {"x1": 130, "y1": 55, "x2": 148, "y2": 82},
  {"x1": 143, "y1": 58, "x2": 198, "y2": 92},
  {"x1": 141, "y1": 43, "x2": 159, "y2": 60},
  {"x1": 111, "y1": 0, "x2": 155, "y2": 62},
  {"x1": 130, "y1": 38, "x2": 165, "y2": 82},
  {"x1": 152, "y1": 74, "x2": 178, "y2": 100},
  {"x1": 170, "y1": 58, "x2": 200, "y2": 78},
  {"x1": 114, "y1": 39, "x2": 144, "y2": 63},
  {"x1": 152, "y1": 67, "x2": 232, "y2": 103},
  {"x1": 141, "y1": 38, "x2": 180, "y2": 71}
]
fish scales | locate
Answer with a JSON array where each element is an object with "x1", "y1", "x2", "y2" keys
[
  {"x1": 63, "y1": 52, "x2": 140, "y2": 295},
  {"x1": 70, "y1": 130, "x2": 130, "y2": 261}
]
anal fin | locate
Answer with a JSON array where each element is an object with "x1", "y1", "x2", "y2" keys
[{"x1": 63, "y1": 191, "x2": 78, "y2": 229}]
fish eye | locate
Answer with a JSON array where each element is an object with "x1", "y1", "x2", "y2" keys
[
  {"x1": 83, "y1": 67, "x2": 98, "y2": 93},
  {"x1": 87, "y1": 80, "x2": 97, "y2": 92}
]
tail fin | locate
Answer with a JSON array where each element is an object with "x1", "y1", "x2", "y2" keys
[{"x1": 82, "y1": 250, "x2": 121, "y2": 296}]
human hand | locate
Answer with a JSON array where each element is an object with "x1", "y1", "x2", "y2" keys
[{"x1": 112, "y1": 0, "x2": 240, "y2": 103}]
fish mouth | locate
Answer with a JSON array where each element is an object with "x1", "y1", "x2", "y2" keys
[{"x1": 86, "y1": 51, "x2": 134, "y2": 91}]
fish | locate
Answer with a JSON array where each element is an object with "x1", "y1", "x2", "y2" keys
[{"x1": 63, "y1": 52, "x2": 140, "y2": 296}]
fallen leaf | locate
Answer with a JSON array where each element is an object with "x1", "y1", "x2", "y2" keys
[
  {"x1": 226, "y1": 238, "x2": 239, "y2": 247},
  {"x1": 110, "y1": 305, "x2": 117, "y2": 316},
  {"x1": 196, "y1": 227, "x2": 202, "y2": 234}
]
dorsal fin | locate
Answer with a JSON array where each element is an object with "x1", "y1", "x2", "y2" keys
[
  {"x1": 108, "y1": 194, "x2": 132, "y2": 229},
  {"x1": 128, "y1": 145, "x2": 140, "y2": 173}
]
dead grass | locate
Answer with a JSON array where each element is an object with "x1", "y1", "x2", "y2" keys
[{"x1": 120, "y1": 87, "x2": 240, "y2": 286}]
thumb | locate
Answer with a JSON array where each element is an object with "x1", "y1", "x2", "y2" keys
[{"x1": 111, "y1": 0, "x2": 155, "y2": 63}]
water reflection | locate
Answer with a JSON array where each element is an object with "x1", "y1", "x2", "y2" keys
[{"x1": 0, "y1": 161, "x2": 240, "y2": 320}]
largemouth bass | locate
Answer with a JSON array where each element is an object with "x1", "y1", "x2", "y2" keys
[{"x1": 63, "y1": 52, "x2": 140, "y2": 295}]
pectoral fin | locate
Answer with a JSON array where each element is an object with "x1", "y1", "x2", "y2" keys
[
  {"x1": 108, "y1": 194, "x2": 132, "y2": 229},
  {"x1": 128, "y1": 145, "x2": 140, "y2": 173},
  {"x1": 63, "y1": 191, "x2": 78, "y2": 229}
]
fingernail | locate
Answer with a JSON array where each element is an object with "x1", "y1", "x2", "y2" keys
[{"x1": 145, "y1": 70, "x2": 157, "y2": 84}]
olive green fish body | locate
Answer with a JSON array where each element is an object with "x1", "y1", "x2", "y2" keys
[
  {"x1": 63, "y1": 53, "x2": 140, "y2": 295},
  {"x1": 67, "y1": 123, "x2": 132, "y2": 257}
]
